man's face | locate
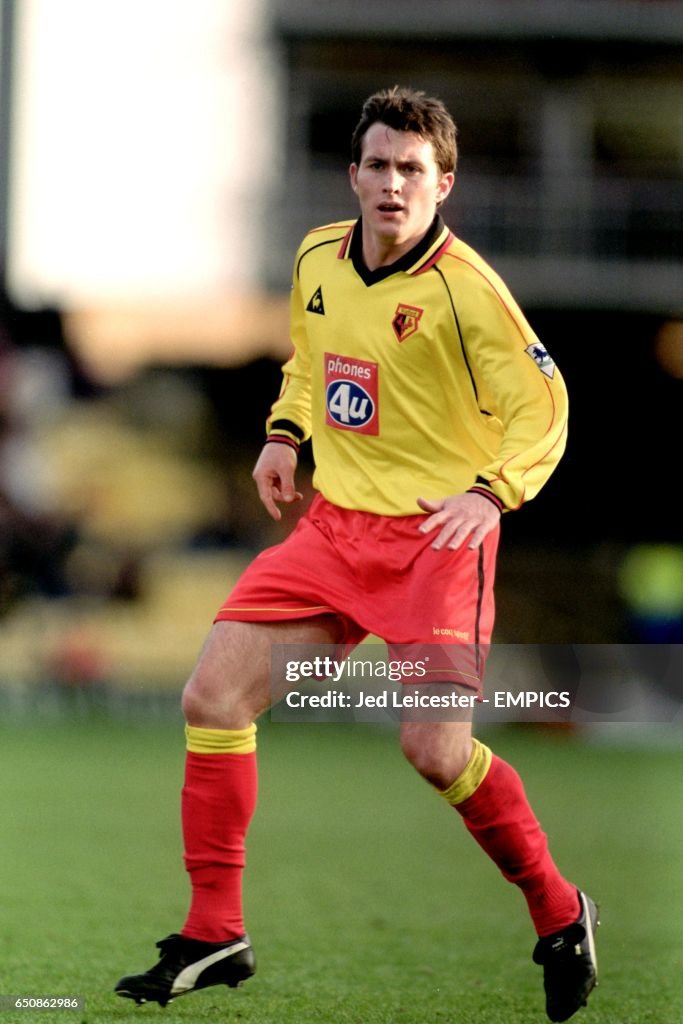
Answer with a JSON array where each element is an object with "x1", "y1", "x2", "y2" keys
[{"x1": 349, "y1": 122, "x2": 454, "y2": 253}]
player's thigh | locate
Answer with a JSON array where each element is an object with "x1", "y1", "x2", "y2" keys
[{"x1": 182, "y1": 616, "x2": 343, "y2": 727}]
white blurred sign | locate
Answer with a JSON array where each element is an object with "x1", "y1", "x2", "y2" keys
[{"x1": 7, "y1": 0, "x2": 279, "y2": 304}]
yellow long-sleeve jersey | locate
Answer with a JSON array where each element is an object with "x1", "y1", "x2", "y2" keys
[{"x1": 266, "y1": 214, "x2": 568, "y2": 516}]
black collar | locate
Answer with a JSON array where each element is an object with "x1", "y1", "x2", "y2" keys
[{"x1": 349, "y1": 213, "x2": 446, "y2": 286}]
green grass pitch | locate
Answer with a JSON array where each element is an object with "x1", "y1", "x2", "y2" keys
[{"x1": 1, "y1": 717, "x2": 682, "y2": 1023}]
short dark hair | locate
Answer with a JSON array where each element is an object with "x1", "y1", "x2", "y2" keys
[{"x1": 351, "y1": 86, "x2": 458, "y2": 175}]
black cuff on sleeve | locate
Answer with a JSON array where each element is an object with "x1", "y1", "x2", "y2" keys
[
  {"x1": 269, "y1": 419, "x2": 305, "y2": 443},
  {"x1": 265, "y1": 434, "x2": 300, "y2": 453},
  {"x1": 266, "y1": 418, "x2": 305, "y2": 453},
  {"x1": 467, "y1": 479, "x2": 505, "y2": 513}
]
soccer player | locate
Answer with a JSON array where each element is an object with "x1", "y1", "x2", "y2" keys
[{"x1": 115, "y1": 87, "x2": 599, "y2": 1022}]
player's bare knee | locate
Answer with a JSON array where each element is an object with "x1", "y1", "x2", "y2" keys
[
  {"x1": 400, "y1": 728, "x2": 472, "y2": 789},
  {"x1": 181, "y1": 677, "x2": 258, "y2": 729},
  {"x1": 181, "y1": 674, "x2": 219, "y2": 724},
  {"x1": 181, "y1": 656, "x2": 241, "y2": 724},
  {"x1": 399, "y1": 732, "x2": 438, "y2": 780},
  {"x1": 179, "y1": 620, "x2": 269, "y2": 726}
]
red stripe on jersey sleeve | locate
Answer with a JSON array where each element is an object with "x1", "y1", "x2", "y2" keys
[{"x1": 443, "y1": 252, "x2": 531, "y2": 348}]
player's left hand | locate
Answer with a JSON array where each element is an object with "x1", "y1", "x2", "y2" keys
[{"x1": 416, "y1": 493, "x2": 500, "y2": 551}]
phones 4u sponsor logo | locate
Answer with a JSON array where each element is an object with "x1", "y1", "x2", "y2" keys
[{"x1": 324, "y1": 353, "x2": 379, "y2": 435}]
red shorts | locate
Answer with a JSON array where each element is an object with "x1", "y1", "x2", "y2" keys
[{"x1": 216, "y1": 495, "x2": 498, "y2": 690}]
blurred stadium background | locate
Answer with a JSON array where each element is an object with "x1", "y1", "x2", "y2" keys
[{"x1": 0, "y1": 0, "x2": 681, "y2": 711}]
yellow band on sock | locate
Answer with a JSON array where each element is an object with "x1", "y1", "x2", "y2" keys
[
  {"x1": 185, "y1": 724, "x2": 257, "y2": 755},
  {"x1": 438, "y1": 738, "x2": 492, "y2": 805}
]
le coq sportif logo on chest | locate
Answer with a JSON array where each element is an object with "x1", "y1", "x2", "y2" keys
[{"x1": 324, "y1": 353, "x2": 379, "y2": 435}]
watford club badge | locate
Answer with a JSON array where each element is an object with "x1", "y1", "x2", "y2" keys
[
  {"x1": 306, "y1": 286, "x2": 325, "y2": 315},
  {"x1": 392, "y1": 303, "x2": 423, "y2": 342}
]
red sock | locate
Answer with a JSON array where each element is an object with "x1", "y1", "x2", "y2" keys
[
  {"x1": 181, "y1": 750, "x2": 257, "y2": 942},
  {"x1": 455, "y1": 754, "x2": 579, "y2": 936}
]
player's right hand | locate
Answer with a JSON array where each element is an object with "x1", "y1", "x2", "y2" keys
[{"x1": 252, "y1": 442, "x2": 303, "y2": 520}]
